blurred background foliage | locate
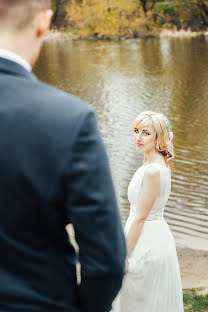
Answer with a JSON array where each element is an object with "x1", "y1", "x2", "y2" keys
[{"x1": 51, "y1": 0, "x2": 208, "y2": 38}]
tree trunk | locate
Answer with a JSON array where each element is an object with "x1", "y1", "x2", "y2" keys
[
  {"x1": 51, "y1": 0, "x2": 62, "y2": 27},
  {"x1": 197, "y1": 0, "x2": 208, "y2": 26},
  {"x1": 139, "y1": 0, "x2": 147, "y2": 14},
  {"x1": 51, "y1": 0, "x2": 70, "y2": 28},
  {"x1": 197, "y1": 0, "x2": 208, "y2": 16}
]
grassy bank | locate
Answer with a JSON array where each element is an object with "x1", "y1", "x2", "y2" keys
[{"x1": 183, "y1": 289, "x2": 208, "y2": 312}]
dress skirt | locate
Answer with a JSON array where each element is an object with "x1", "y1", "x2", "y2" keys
[{"x1": 111, "y1": 215, "x2": 184, "y2": 312}]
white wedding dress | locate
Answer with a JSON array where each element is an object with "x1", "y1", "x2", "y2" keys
[{"x1": 111, "y1": 163, "x2": 184, "y2": 312}]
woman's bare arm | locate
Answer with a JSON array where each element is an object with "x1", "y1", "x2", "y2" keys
[{"x1": 126, "y1": 166, "x2": 160, "y2": 260}]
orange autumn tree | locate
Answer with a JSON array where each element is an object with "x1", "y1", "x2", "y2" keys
[{"x1": 66, "y1": 0, "x2": 155, "y2": 38}]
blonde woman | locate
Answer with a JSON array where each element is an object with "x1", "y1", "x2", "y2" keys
[{"x1": 111, "y1": 111, "x2": 184, "y2": 312}]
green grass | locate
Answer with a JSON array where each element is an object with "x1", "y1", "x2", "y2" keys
[
  {"x1": 183, "y1": 289, "x2": 208, "y2": 312},
  {"x1": 155, "y1": 1, "x2": 198, "y2": 14}
]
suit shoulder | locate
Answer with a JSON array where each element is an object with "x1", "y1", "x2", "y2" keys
[
  {"x1": 32, "y1": 79, "x2": 93, "y2": 117},
  {"x1": 24, "y1": 80, "x2": 97, "y2": 139}
]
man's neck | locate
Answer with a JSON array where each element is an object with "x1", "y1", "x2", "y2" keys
[{"x1": 0, "y1": 30, "x2": 38, "y2": 69}]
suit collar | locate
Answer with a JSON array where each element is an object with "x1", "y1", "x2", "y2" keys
[
  {"x1": 0, "y1": 57, "x2": 37, "y2": 81},
  {"x1": 0, "y1": 48, "x2": 31, "y2": 72}
]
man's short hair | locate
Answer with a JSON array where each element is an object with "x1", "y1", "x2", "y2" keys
[{"x1": 0, "y1": 0, "x2": 50, "y2": 30}]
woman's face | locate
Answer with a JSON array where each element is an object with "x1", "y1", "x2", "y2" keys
[{"x1": 133, "y1": 123, "x2": 157, "y2": 153}]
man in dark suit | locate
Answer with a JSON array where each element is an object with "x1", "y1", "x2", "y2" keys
[{"x1": 0, "y1": 1, "x2": 126, "y2": 311}]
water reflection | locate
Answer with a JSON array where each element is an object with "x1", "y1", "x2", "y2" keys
[{"x1": 34, "y1": 37, "x2": 208, "y2": 250}]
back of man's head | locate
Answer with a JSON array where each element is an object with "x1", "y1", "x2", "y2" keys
[{"x1": 0, "y1": 0, "x2": 50, "y2": 31}]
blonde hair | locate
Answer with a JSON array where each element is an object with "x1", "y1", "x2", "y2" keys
[{"x1": 133, "y1": 111, "x2": 174, "y2": 162}]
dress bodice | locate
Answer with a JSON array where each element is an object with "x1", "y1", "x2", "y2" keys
[{"x1": 128, "y1": 163, "x2": 171, "y2": 221}]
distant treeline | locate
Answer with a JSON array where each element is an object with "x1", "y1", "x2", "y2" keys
[{"x1": 51, "y1": 0, "x2": 208, "y2": 38}]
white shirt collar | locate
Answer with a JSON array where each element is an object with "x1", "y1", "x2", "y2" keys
[{"x1": 0, "y1": 48, "x2": 31, "y2": 72}]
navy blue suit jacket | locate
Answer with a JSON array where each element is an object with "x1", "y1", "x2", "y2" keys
[{"x1": 0, "y1": 57, "x2": 126, "y2": 312}]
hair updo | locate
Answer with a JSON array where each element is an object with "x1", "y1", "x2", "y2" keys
[{"x1": 133, "y1": 111, "x2": 174, "y2": 162}]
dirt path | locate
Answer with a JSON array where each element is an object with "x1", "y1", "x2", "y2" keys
[{"x1": 177, "y1": 247, "x2": 208, "y2": 294}]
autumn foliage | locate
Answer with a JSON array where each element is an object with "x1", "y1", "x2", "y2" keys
[{"x1": 51, "y1": 0, "x2": 208, "y2": 38}]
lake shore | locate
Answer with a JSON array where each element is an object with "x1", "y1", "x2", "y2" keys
[
  {"x1": 44, "y1": 29, "x2": 208, "y2": 41},
  {"x1": 177, "y1": 247, "x2": 208, "y2": 294}
]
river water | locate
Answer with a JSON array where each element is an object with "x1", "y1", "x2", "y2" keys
[{"x1": 34, "y1": 37, "x2": 208, "y2": 250}]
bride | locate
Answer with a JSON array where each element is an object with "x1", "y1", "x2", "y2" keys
[{"x1": 111, "y1": 111, "x2": 184, "y2": 312}]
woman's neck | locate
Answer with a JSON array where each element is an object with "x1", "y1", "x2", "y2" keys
[{"x1": 143, "y1": 149, "x2": 165, "y2": 165}]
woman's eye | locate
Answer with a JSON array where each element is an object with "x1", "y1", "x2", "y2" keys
[
  {"x1": 134, "y1": 129, "x2": 139, "y2": 133},
  {"x1": 144, "y1": 132, "x2": 150, "y2": 135}
]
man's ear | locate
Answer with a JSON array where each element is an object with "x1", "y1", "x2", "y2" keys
[{"x1": 34, "y1": 9, "x2": 53, "y2": 38}]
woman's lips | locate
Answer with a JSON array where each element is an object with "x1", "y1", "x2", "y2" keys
[{"x1": 136, "y1": 142, "x2": 143, "y2": 146}]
